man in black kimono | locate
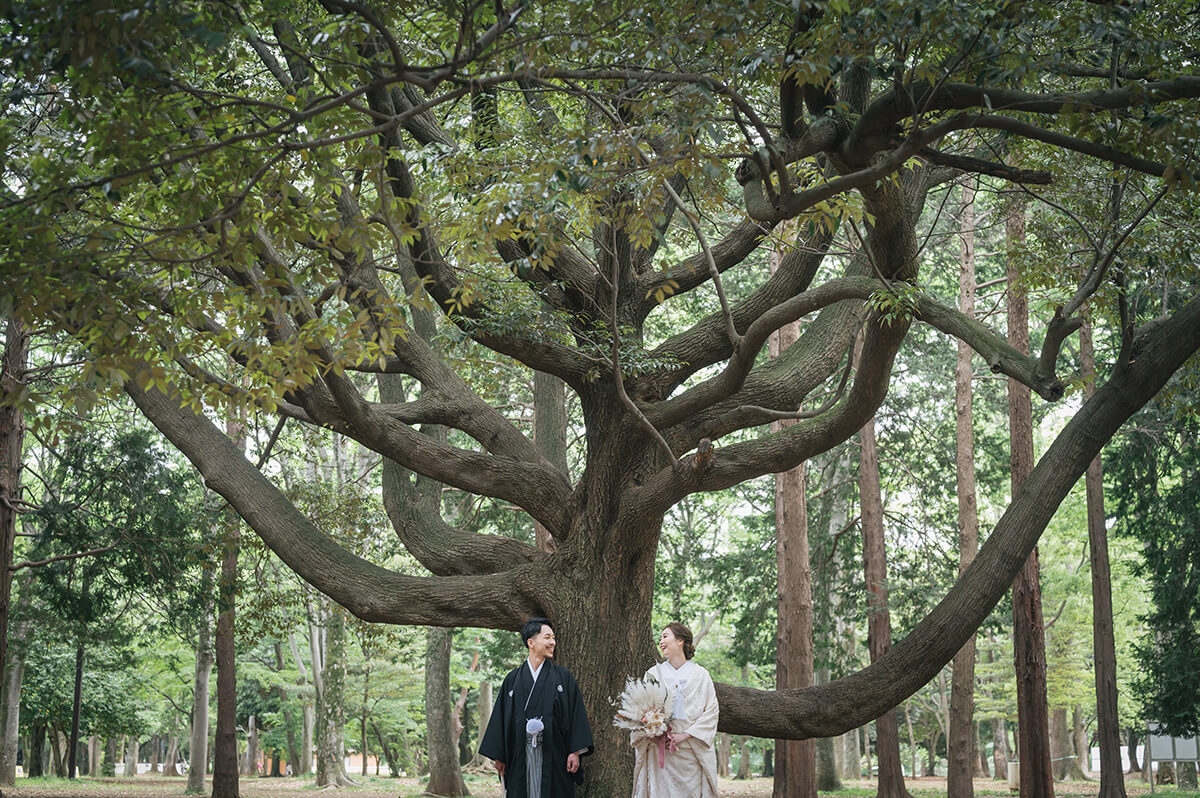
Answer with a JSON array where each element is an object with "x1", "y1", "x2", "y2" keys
[{"x1": 479, "y1": 617, "x2": 594, "y2": 797}]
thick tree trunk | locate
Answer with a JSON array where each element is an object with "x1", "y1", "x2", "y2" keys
[
  {"x1": 424, "y1": 627, "x2": 467, "y2": 796},
  {"x1": 1006, "y1": 201, "x2": 1054, "y2": 798},
  {"x1": 859, "y1": 417, "x2": 912, "y2": 798},
  {"x1": 212, "y1": 499, "x2": 241, "y2": 798},
  {"x1": 1080, "y1": 320, "x2": 1127, "y2": 798},
  {"x1": 186, "y1": 582, "x2": 214, "y2": 793},
  {"x1": 947, "y1": 177, "x2": 979, "y2": 798}
]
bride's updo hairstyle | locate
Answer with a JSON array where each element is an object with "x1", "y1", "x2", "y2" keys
[{"x1": 666, "y1": 622, "x2": 695, "y2": 659}]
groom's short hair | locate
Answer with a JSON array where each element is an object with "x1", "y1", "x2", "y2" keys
[{"x1": 522, "y1": 617, "x2": 553, "y2": 647}]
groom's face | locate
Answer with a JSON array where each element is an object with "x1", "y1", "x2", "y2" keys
[{"x1": 527, "y1": 624, "x2": 556, "y2": 660}]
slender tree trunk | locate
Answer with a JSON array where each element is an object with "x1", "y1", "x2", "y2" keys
[
  {"x1": 1080, "y1": 320, "x2": 1128, "y2": 798},
  {"x1": 770, "y1": 272, "x2": 816, "y2": 798},
  {"x1": 843, "y1": 729, "x2": 861, "y2": 780},
  {"x1": 1007, "y1": 200, "x2": 1055, "y2": 798},
  {"x1": 149, "y1": 733, "x2": 160, "y2": 774},
  {"x1": 737, "y1": 736, "x2": 752, "y2": 779},
  {"x1": 0, "y1": 318, "x2": 29, "y2": 788},
  {"x1": 1126, "y1": 728, "x2": 1140, "y2": 774},
  {"x1": 89, "y1": 735, "x2": 101, "y2": 777},
  {"x1": 272, "y1": 643, "x2": 300, "y2": 778},
  {"x1": 473, "y1": 679, "x2": 493, "y2": 767},
  {"x1": 244, "y1": 716, "x2": 257, "y2": 776},
  {"x1": 974, "y1": 721, "x2": 987, "y2": 777},
  {"x1": 0, "y1": 600, "x2": 29, "y2": 786},
  {"x1": 906, "y1": 703, "x2": 918, "y2": 779},
  {"x1": 1072, "y1": 706, "x2": 1090, "y2": 779},
  {"x1": 288, "y1": 633, "x2": 314, "y2": 776},
  {"x1": 717, "y1": 733, "x2": 731, "y2": 778},
  {"x1": 186, "y1": 571, "x2": 214, "y2": 793},
  {"x1": 424, "y1": 627, "x2": 467, "y2": 796},
  {"x1": 212, "y1": 442, "x2": 242, "y2": 798},
  {"x1": 28, "y1": 723, "x2": 44, "y2": 777},
  {"x1": 947, "y1": 177, "x2": 979, "y2": 798},
  {"x1": 372, "y1": 722, "x2": 400, "y2": 777},
  {"x1": 859, "y1": 417, "x2": 912, "y2": 798},
  {"x1": 67, "y1": 643, "x2": 85, "y2": 778},
  {"x1": 815, "y1": 670, "x2": 840, "y2": 790}
]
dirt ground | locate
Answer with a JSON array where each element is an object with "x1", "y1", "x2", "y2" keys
[{"x1": 4, "y1": 773, "x2": 1195, "y2": 798}]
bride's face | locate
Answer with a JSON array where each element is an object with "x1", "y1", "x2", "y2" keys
[{"x1": 659, "y1": 628, "x2": 684, "y2": 659}]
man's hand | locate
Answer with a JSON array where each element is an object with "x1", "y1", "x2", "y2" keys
[
  {"x1": 494, "y1": 760, "x2": 506, "y2": 778},
  {"x1": 566, "y1": 752, "x2": 580, "y2": 773}
]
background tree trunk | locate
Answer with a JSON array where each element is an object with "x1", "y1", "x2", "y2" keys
[
  {"x1": 770, "y1": 271, "x2": 816, "y2": 798},
  {"x1": 89, "y1": 735, "x2": 101, "y2": 777},
  {"x1": 860, "y1": 417, "x2": 912, "y2": 798},
  {"x1": 124, "y1": 734, "x2": 138, "y2": 778},
  {"x1": 0, "y1": 319, "x2": 28, "y2": 764},
  {"x1": 1007, "y1": 200, "x2": 1055, "y2": 798},
  {"x1": 243, "y1": 716, "x2": 258, "y2": 776},
  {"x1": 424, "y1": 627, "x2": 467, "y2": 796},
  {"x1": 0, "y1": 604, "x2": 28, "y2": 786},
  {"x1": 815, "y1": 668, "x2": 841, "y2": 790},
  {"x1": 273, "y1": 643, "x2": 301, "y2": 778},
  {"x1": 948, "y1": 182, "x2": 979, "y2": 798},
  {"x1": 1051, "y1": 707, "x2": 1071, "y2": 780},
  {"x1": 311, "y1": 599, "x2": 355, "y2": 787},
  {"x1": 212, "y1": 428, "x2": 242, "y2": 798},
  {"x1": 843, "y1": 729, "x2": 861, "y2": 780},
  {"x1": 186, "y1": 578, "x2": 214, "y2": 793},
  {"x1": 1080, "y1": 319, "x2": 1127, "y2": 798}
]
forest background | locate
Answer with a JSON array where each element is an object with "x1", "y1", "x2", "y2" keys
[{"x1": 1, "y1": 1, "x2": 1199, "y2": 797}]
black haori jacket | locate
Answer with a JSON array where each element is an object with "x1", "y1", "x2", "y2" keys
[{"x1": 479, "y1": 659, "x2": 594, "y2": 797}]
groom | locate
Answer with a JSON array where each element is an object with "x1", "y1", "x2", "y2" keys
[{"x1": 479, "y1": 617, "x2": 594, "y2": 797}]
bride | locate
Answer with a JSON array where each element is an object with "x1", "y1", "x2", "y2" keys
[{"x1": 630, "y1": 623, "x2": 719, "y2": 797}]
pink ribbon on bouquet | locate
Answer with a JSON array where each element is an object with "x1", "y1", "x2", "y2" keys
[{"x1": 655, "y1": 731, "x2": 678, "y2": 768}]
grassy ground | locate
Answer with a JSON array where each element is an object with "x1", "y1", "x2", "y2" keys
[{"x1": 6, "y1": 773, "x2": 1200, "y2": 797}]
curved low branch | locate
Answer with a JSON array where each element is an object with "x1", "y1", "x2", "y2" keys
[
  {"x1": 126, "y1": 379, "x2": 545, "y2": 628},
  {"x1": 715, "y1": 291, "x2": 1200, "y2": 738}
]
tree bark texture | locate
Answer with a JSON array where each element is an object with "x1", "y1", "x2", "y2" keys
[
  {"x1": 771, "y1": 265, "x2": 817, "y2": 798},
  {"x1": 424, "y1": 627, "x2": 467, "y2": 796},
  {"x1": 948, "y1": 179, "x2": 979, "y2": 798},
  {"x1": 1080, "y1": 320, "x2": 1128, "y2": 798},
  {"x1": 859, "y1": 417, "x2": 912, "y2": 798},
  {"x1": 1006, "y1": 201, "x2": 1055, "y2": 798},
  {"x1": 212, "y1": 499, "x2": 241, "y2": 798}
]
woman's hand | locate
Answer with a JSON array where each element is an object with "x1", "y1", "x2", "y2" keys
[{"x1": 667, "y1": 731, "x2": 690, "y2": 746}]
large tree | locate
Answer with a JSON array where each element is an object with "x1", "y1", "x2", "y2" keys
[{"x1": 3, "y1": 2, "x2": 1200, "y2": 793}]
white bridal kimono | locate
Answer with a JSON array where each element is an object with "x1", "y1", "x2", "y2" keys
[{"x1": 630, "y1": 659, "x2": 720, "y2": 797}]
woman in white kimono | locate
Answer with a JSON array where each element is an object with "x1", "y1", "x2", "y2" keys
[{"x1": 630, "y1": 622, "x2": 719, "y2": 797}]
